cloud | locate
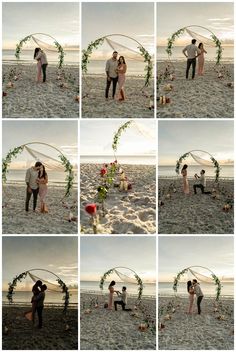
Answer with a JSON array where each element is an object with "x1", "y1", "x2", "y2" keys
[{"x1": 208, "y1": 18, "x2": 232, "y2": 22}]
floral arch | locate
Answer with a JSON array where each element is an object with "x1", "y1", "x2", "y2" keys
[
  {"x1": 166, "y1": 25, "x2": 222, "y2": 64},
  {"x1": 173, "y1": 266, "x2": 222, "y2": 300},
  {"x1": 175, "y1": 149, "x2": 220, "y2": 182},
  {"x1": 2, "y1": 142, "x2": 74, "y2": 199},
  {"x1": 7, "y1": 268, "x2": 70, "y2": 312},
  {"x1": 82, "y1": 33, "x2": 153, "y2": 87},
  {"x1": 15, "y1": 33, "x2": 65, "y2": 68},
  {"x1": 99, "y1": 266, "x2": 143, "y2": 300}
]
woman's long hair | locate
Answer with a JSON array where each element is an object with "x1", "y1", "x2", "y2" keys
[
  {"x1": 198, "y1": 43, "x2": 203, "y2": 49},
  {"x1": 34, "y1": 47, "x2": 41, "y2": 59},
  {"x1": 38, "y1": 165, "x2": 47, "y2": 179},
  {"x1": 187, "y1": 280, "x2": 192, "y2": 292},
  {"x1": 118, "y1": 56, "x2": 126, "y2": 65},
  {"x1": 181, "y1": 164, "x2": 188, "y2": 173},
  {"x1": 109, "y1": 280, "x2": 116, "y2": 288}
]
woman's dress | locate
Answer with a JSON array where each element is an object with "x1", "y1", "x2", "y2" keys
[
  {"x1": 108, "y1": 286, "x2": 114, "y2": 309},
  {"x1": 39, "y1": 183, "x2": 48, "y2": 203},
  {"x1": 181, "y1": 170, "x2": 189, "y2": 194},
  {"x1": 118, "y1": 64, "x2": 126, "y2": 100},
  {"x1": 198, "y1": 49, "x2": 206, "y2": 75},
  {"x1": 37, "y1": 60, "x2": 42, "y2": 82}
]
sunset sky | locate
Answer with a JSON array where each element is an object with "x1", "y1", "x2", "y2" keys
[
  {"x1": 2, "y1": 2, "x2": 79, "y2": 49},
  {"x1": 82, "y1": 2, "x2": 154, "y2": 59},
  {"x1": 80, "y1": 120, "x2": 156, "y2": 163},
  {"x1": 2, "y1": 120, "x2": 78, "y2": 169},
  {"x1": 159, "y1": 236, "x2": 234, "y2": 282},
  {"x1": 158, "y1": 120, "x2": 234, "y2": 166},
  {"x1": 80, "y1": 237, "x2": 156, "y2": 283},
  {"x1": 157, "y1": 2, "x2": 234, "y2": 46},
  {"x1": 2, "y1": 236, "x2": 78, "y2": 291}
]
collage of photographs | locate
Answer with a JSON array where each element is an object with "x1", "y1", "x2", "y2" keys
[{"x1": 1, "y1": 1, "x2": 234, "y2": 351}]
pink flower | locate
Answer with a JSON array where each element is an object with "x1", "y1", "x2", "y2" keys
[{"x1": 85, "y1": 204, "x2": 97, "y2": 215}]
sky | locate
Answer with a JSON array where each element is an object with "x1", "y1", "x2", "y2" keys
[
  {"x1": 2, "y1": 2, "x2": 80, "y2": 49},
  {"x1": 80, "y1": 237, "x2": 156, "y2": 283},
  {"x1": 159, "y1": 236, "x2": 234, "y2": 282},
  {"x1": 157, "y1": 2, "x2": 234, "y2": 45},
  {"x1": 82, "y1": 2, "x2": 154, "y2": 59},
  {"x1": 2, "y1": 236, "x2": 78, "y2": 290},
  {"x1": 2, "y1": 120, "x2": 78, "y2": 168},
  {"x1": 158, "y1": 120, "x2": 234, "y2": 166},
  {"x1": 80, "y1": 120, "x2": 156, "y2": 161}
]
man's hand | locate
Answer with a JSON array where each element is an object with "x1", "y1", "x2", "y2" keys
[
  {"x1": 27, "y1": 186, "x2": 32, "y2": 194},
  {"x1": 107, "y1": 76, "x2": 111, "y2": 82}
]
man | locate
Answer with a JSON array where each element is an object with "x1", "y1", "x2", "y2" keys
[
  {"x1": 36, "y1": 48, "x2": 48, "y2": 83},
  {"x1": 193, "y1": 170, "x2": 211, "y2": 194},
  {"x1": 183, "y1": 39, "x2": 201, "y2": 79},
  {"x1": 193, "y1": 279, "x2": 204, "y2": 314},
  {"x1": 114, "y1": 286, "x2": 128, "y2": 311},
  {"x1": 105, "y1": 51, "x2": 118, "y2": 100},
  {"x1": 35, "y1": 284, "x2": 47, "y2": 328},
  {"x1": 25, "y1": 161, "x2": 42, "y2": 212}
]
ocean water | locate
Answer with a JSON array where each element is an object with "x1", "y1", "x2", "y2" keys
[
  {"x1": 85, "y1": 59, "x2": 148, "y2": 76},
  {"x1": 2, "y1": 49, "x2": 79, "y2": 65},
  {"x1": 157, "y1": 46, "x2": 234, "y2": 62},
  {"x1": 158, "y1": 165, "x2": 234, "y2": 178},
  {"x1": 81, "y1": 155, "x2": 156, "y2": 165},
  {"x1": 80, "y1": 281, "x2": 156, "y2": 297},
  {"x1": 2, "y1": 290, "x2": 78, "y2": 305},
  {"x1": 159, "y1": 282, "x2": 234, "y2": 297},
  {"x1": 5, "y1": 169, "x2": 78, "y2": 184}
]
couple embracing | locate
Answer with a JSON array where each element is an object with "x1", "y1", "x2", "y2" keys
[
  {"x1": 34, "y1": 48, "x2": 48, "y2": 83},
  {"x1": 105, "y1": 51, "x2": 127, "y2": 101},
  {"x1": 25, "y1": 161, "x2": 48, "y2": 213},
  {"x1": 25, "y1": 280, "x2": 47, "y2": 328},
  {"x1": 187, "y1": 279, "x2": 204, "y2": 314}
]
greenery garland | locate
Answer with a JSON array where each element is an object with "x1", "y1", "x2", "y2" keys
[
  {"x1": 57, "y1": 278, "x2": 70, "y2": 312},
  {"x1": 2, "y1": 146, "x2": 24, "y2": 182},
  {"x1": 2, "y1": 144, "x2": 74, "y2": 199},
  {"x1": 138, "y1": 45, "x2": 153, "y2": 86},
  {"x1": 82, "y1": 37, "x2": 105, "y2": 73},
  {"x1": 210, "y1": 156, "x2": 221, "y2": 182},
  {"x1": 175, "y1": 152, "x2": 190, "y2": 175},
  {"x1": 112, "y1": 120, "x2": 133, "y2": 153},
  {"x1": 99, "y1": 268, "x2": 143, "y2": 301},
  {"x1": 15, "y1": 35, "x2": 65, "y2": 68},
  {"x1": 166, "y1": 28, "x2": 185, "y2": 56},
  {"x1": 211, "y1": 273, "x2": 222, "y2": 301},
  {"x1": 7, "y1": 272, "x2": 28, "y2": 303},
  {"x1": 173, "y1": 268, "x2": 189, "y2": 293},
  {"x1": 211, "y1": 34, "x2": 223, "y2": 65},
  {"x1": 58, "y1": 154, "x2": 74, "y2": 197},
  {"x1": 82, "y1": 36, "x2": 153, "y2": 86}
]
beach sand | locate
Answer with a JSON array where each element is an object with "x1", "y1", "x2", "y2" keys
[
  {"x1": 2, "y1": 305, "x2": 78, "y2": 350},
  {"x1": 80, "y1": 164, "x2": 156, "y2": 234},
  {"x1": 80, "y1": 293, "x2": 156, "y2": 350},
  {"x1": 2, "y1": 64, "x2": 79, "y2": 118},
  {"x1": 158, "y1": 178, "x2": 234, "y2": 234},
  {"x1": 2, "y1": 184, "x2": 78, "y2": 234},
  {"x1": 159, "y1": 296, "x2": 234, "y2": 350},
  {"x1": 157, "y1": 62, "x2": 234, "y2": 118},
  {"x1": 82, "y1": 75, "x2": 154, "y2": 118}
]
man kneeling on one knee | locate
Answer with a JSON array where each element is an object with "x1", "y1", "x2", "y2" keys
[
  {"x1": 114, "y1": 286, "x2": 127, "y2": 311},
  {"x1": 193, "y1": 169, "x2": 211, "y2": 194}
]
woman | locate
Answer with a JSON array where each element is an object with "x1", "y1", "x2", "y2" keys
[
  {"x1": 181, "y1": 164, "x2": 189, "y2": 194},
  {"x1": 34, "y1": 48, "x2": 42, "y2": 82},
  {"x1": 187, "y1": 280, "x2": 195, "y2": 314},
  {"x1": 117, "y1": 56, "x2": 127, "y2": 101},
  {"x1": 37, "y1": 165, "x2": 48, "y2": 213},
  {"x1": 198, "y1": 43, "x2": 207, "y2": 76},
  {"x1": 108, "y1": 281, "x2": 118, "y2": 310}
]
